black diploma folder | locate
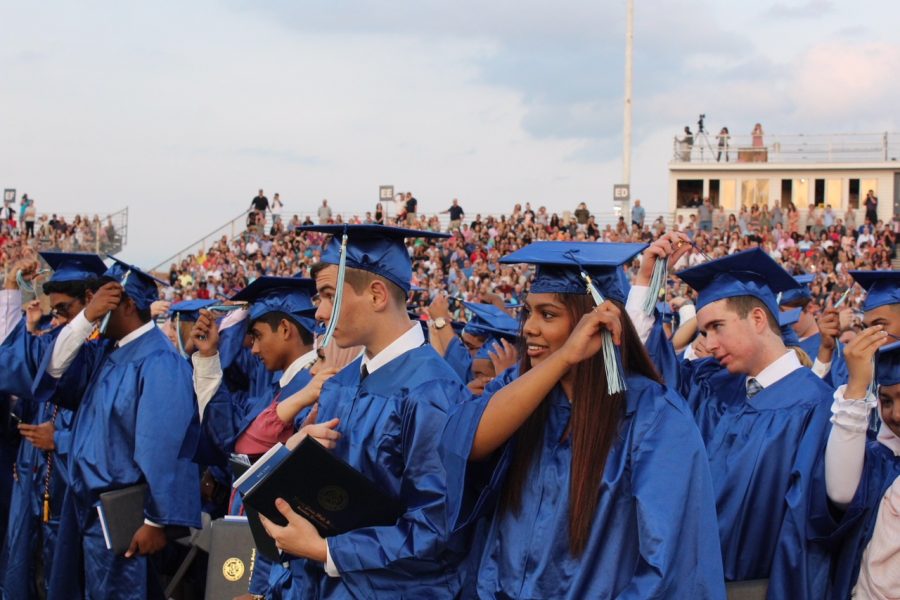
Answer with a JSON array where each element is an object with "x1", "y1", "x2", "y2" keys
[
  {"x1": 97, "y1": 483, "x2": 148, "y2": 555},
  {"x1": 238, "y1": 437, "x2": 404, "y2": 537},
  {"x1": 205, "y1": 517, "x2": 258, "y2": 600}
]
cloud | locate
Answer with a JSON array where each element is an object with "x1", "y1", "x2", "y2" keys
[
  {"x1": 788, "y1": 41, "x2": 900, "y2": 122},
  {"x1": 764, "y1": 1, "x2": 834, "y2": 19},
  {"x1": 235, "y1": 147, "x2": 325, "y2": 166}
]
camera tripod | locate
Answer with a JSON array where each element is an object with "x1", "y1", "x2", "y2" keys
[{"x1": 694, "y1": 120, "x2": 716, "y2": 161}]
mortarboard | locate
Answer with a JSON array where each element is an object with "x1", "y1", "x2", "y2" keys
[
  {"x1": 499, "y1": 241, "x2": 646, "y2": 304},
  {"x1": 778, "y1": 307, "x2": 802, "y2": 347},
  {"x1": 500, "y1": 241, "x2": 644, "y2": 394},
  {"x1": 104, "y1": 256, "x2": 167, "y2": 311},
  {"x1": 656, "y1": 301, "x2": 675, "y2": 324},
  {"x1": 231, "y1": 277, "x2": 318, "y2": 335},
  {"x1": 474, "y1": 338, "x2": 500, "y2": 361},
  {"x1": 169, "y1": 299, "x2": 218, "y2": 323},
  {"x1": 299, "y1": 225, "x2": 449, "y2": 293},
  {"x1": 168, "y1": 299, "x2": 219, "y2": 357},
  {"x1": 676, "y1": 248, "x2": 799, "y2": 318},
  {"x1": 462, "y1": 302, "x2": 519, "y2": 342},
  {"x1": 875, "y1": 340, "x2": 900, "y2": 387},
  {"x1": 40, "y1": 252, "x2": 106, "y2": 283},
  {"x1": 849, "y1": 271, "x2": 900, "y2": 312},
  {"x1": 780, "y1": 274, "x2": 815, "y2": 306},
  {"x1": 299, "y1": 224, "x2": 449, "y2": 347}
]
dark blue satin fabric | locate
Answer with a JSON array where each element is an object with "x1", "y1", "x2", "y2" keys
[
  {"x1": 281, "y1": 345, "x2": 472, "y2": 599},
  {"x1": 0, "y1": 323, "x2": 75, "y2": 599},
  {"x1": 239, "y1": 369, "x2": 312, "y2": 597},
  {"x1": 797, "y1": 332, "x2": 821, "y2": 362},
  {"x1": 643, "y1": 314, "x2": 681, "y2": 387},
  {"x1": 0, "y1": 319, "x2": 51, "y2": 398},
  {"x1": 809, "y1": 437, "x2": 900, "y2": 599},
  {"x1": 31, "y1": 326, "x2": 201, "y2": 599},
  {"x1": 442, "y1": 335, "x2": 474, "y2": 383},
  {"x1": 825, "y1": 342, "x2": 850, "y2": 389},
  {"x1": 679, "y1": 360, "x2": 834, "y2": 598},
  {"x1": 449, "y1": 372, "x2": 725, "y2": 599}
]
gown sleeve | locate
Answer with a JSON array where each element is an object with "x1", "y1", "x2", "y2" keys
[
  {"x1": 441, "y1": 336, "x2": 473, "y2": 383},
  {"x1": 134, "y1": 352, "x2": 202, "y2": 526},
  {"x1": 616, "y1": 391, "x2": 726, "y2": 598}
]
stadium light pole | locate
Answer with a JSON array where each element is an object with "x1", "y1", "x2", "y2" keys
[{"x1": 622, "y1": 0, "x2": 633, "y2": 213}]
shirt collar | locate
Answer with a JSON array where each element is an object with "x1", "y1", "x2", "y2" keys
[
  {"x1": 117, "y1": 320, "x2": 156, "y2": 348},
  {"x1": 752, "y1": 349, "x2": 803, "y2": 389},
  {"x1": 361, "y1": 323, "x2": 424, "y2": 376},
  {"x1": 279, "y1": 348, "x2": 318, "y2": 388}
]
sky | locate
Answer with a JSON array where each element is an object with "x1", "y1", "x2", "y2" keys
[{"x1": 2, "y1": 0, "x2": 899, "y2": 266}]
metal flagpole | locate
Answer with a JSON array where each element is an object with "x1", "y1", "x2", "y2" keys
[{"x1": 622, "y1": 0, "x2": 634, "y2": 213}]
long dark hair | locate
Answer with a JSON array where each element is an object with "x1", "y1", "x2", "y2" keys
[{"x1": 500, "y1": 294, "x2": 662, "y2": 556}]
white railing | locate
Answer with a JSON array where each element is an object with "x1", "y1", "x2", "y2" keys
[{"x1": 671, "y1": 131, "x2": 899, "y2": 164}]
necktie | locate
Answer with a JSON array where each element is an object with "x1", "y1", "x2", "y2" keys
[
  {"x1": 746, "y1": 378, "x2": 763, "y2": 399},
  {"x1": 360, "y1": 364, "x2": 369, "y2": 382}
]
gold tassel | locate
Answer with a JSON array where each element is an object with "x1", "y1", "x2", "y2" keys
[{"x1": 43, "y1": 492, "x2": 50, "y2": 523}]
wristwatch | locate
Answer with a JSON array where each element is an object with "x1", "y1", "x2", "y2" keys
[{"x1": 433, "y1": 317, "x2": 448, "y2": 330}]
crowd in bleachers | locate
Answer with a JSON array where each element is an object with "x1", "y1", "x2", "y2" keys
[
  {"x1": 155, "y1": 198, "x2": 896, "y2": 326},
  {"x1": 1, "y1": 189, "x2": 899, "y2": 599},
  {"x1": 1, "y1": 196, "x2": 122, "y2": 260}
]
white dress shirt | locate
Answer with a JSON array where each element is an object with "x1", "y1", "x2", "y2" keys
[{"x1": 0, "y1": 289, "x2": 23, "y2": 343}]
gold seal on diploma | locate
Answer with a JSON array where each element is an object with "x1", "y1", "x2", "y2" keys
[
  {"x1": 317, "y1": 485, "x2": 350, "y2": 511},
  {"x1": 222, "y1": 557, "x2": 245, "y2": 582}
]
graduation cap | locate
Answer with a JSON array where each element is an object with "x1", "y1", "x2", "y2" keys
[
  {"x1": 168, "y1": 299, "x2": 218, "y2": 358},
  {"x1": 499, "y1": 241, "x2": 647, "y2": 304},
  {"x1": 299, "y1": 225, "x2": 449, "y2": 293},
  {"x1": 779, "y1": 274, "x2": 815, "y2": 306},
  {"x1": 299, "y1": 225, "x2": 450, "y2": 347},
  {"x1": 40, "y1": 251, "x2": 106, "y2": 283},
  {"x1": 105, "y1": 256, "x2": 167, "y2": 311},
  {"x1": 462, "y1": 302, "x2": 519, "y2": 342},
  {"x1": 169, "y1": 299, "x2": 218, "y2": 323},
  {"x1": 778, "y1": 307, "x2": 802, "y2": 347},
  {"x1": 676, "y1": 248, "x2": 800, "y2": 319},
  {"x1": 876, "y1": 340, "x2": 900, "y2": 387},
  {"x1": 231, "y1": 277, "x2": 318, "y2": 335},
  {"x1": 656, "y1": 301, "x2": 675, "y2": 325},
  {"x1": 474, "y1": 338, "x2": 501, "y2": 361},
  {"x1": 500, "y1": 241, "x2": 645, "y2": 395},
  {"x1": 849, "y1": 271, "x2": 900, "y2": 312}
]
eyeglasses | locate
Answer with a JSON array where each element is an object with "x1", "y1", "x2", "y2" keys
[{"x1": 50, "y1": 300, "x2": 77, "y2": 318}]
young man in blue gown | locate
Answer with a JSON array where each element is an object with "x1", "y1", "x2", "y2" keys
[
  {"x1": 629, "y1": 242, "x2": 836, "y2": 599},
  {"x1": 31, "y1": 257, "x2": 201, "y2": 600},
  {"x1": 190, "y1": 276, "x2": 321, "y2": 599},
  {"x1": 258, "y1": 225, "x2": 474, "y2": 599},
  {"x1": 0, "y1": 252, "x2": 105, "y2": 599}
]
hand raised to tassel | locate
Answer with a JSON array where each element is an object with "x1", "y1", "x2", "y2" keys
[
  {"x1": 636, "y1": 231, "x2": 692, "y2": 286},
  {"x1": 557, "y1": 301, "x2": 623, "y2": 368}
]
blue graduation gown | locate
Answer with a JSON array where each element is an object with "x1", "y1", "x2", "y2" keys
[
  {"x1": 442, "y1": 336, "x2": 473, "y2": 383},
  {"x1": 283, "y1": 346, "x2": 472, "y2": 599},
  {"x1": 446, "y1": 372, "x2": 725, "y2": 599},
  {"x1": 197, "y1": 324, "x2": 280, "y2": 469},
  {"x1": 643, "y1": 314, "x2": 681, "y2": 387},
  {"x1": 32, "y1": 326, "x2": 201, "y2": 600},
  {"x1": 679, "y1": 360, "x2": 834, "y2": 598},
  {"x1": 809, "y1": 438, "x2": 900, "y2": 599},
  {"x1": 0, "y1": 319, "x2": 51, "y2": 399},
  {"x1": 239, "y1": 368, "x2": 313, "y2": 598},
  {"x1": 0, "y1": 324, "x2": 76, "y2": 600},
  {"x1": 797, "y1": 332, "x2": 821, "y2": 362}
]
